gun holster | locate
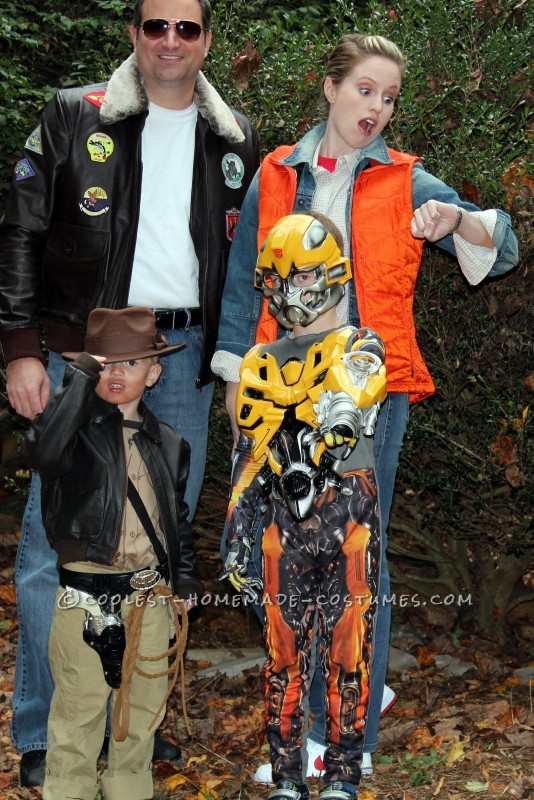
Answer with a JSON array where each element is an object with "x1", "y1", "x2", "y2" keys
[{"x1": 82, "y1": 611, "x2": 126, "y2": 689}]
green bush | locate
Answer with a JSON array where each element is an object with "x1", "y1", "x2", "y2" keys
[
  {"x1": 0, "y1": 0, "x2": 132, "y2": 197},
  {"x1": 202, "y1": 0, "x2": 532, "y2": 213},
  {"x1": 1, "y1": 0, "x2": 531, "y2": 212}
]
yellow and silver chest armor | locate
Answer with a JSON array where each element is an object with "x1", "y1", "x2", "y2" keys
[{"x1": 236, "y1": 326, "x2": 387, "y2": 520}]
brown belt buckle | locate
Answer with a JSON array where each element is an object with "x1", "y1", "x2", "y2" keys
[{"x1": 130, "y1": 568, "x2": 161, "y2": 591}]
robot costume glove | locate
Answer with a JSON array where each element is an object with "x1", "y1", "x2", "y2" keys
[
  {"x1": 323, "y1": 426, "x2": 357, "y2": 449},
  {"x1": 220, "y1": 536, "x2": 251, "y2": 579},
  {"x1": 220, "y1": 536, "x2": 263, "y2": 604},
  {"x1": 228, "y1": 571, "x2": 264, "y2": 604},
  {"x1": 317, "y1": 391, "x2": 361, "y2": 452}
]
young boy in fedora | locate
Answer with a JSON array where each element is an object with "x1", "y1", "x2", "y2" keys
[{"x1": 21, "y1": 306, "x2": 204, "y2": 800}]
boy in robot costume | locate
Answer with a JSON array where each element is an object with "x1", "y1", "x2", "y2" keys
[{"x1": 221, "y1": 212, "x2": 387, "y2": 800}]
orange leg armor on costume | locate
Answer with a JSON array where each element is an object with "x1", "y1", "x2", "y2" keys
[{"x1": 261, "y1": 470, "x2": 380, "y2": 787}]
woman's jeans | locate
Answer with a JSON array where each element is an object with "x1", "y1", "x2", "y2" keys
[{"x1": 11, "y1": 326, "x2": 214, "y2": 754}]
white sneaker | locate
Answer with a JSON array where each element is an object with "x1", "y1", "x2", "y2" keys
[
  {"x1": 360, "y1": 752, "x2": 373, "y2": 775},
  {"x1": 253, "y1": 740, "x2": 326, "y2": 785},
  {"x1": 253, "y1": 686, "x2": 396, "y2": 785},
  {"x1": 306, "y1": 739, "x2": 326, "y2": 777},
  {"x1": 380, "y1": 684, "x2": 397, "y2": 717}
]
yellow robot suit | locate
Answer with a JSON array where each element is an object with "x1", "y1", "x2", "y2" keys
[{"x1": 224, "y1": 323, "x2": 387, "y2": 787}]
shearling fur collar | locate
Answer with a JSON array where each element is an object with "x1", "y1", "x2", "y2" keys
[{"x1": 100, "y1": 53, "x2": 245, "y2": 143}]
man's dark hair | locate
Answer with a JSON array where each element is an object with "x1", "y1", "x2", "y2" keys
[{"x1": 132, "y1": 0, "x2": 212, "y2": 31}]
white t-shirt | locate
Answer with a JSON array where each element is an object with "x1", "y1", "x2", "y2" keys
[{"x1": 128, "y1": 101, "x2": 200, "y2": 309}]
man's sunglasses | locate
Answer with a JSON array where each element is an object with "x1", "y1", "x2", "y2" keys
[{"x1": 140, "y1": 19, "x2": 204, "y2": 41}]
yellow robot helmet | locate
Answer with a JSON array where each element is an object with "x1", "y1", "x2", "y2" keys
[{"x1": 254, "y1": 213, "x2": 352, "y2": 329}]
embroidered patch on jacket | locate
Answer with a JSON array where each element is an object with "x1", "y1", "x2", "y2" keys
[
  {"x1": 25, "y1": 125, "x2": 43, "y2": 155},
  {"x1": 87, "y1": 132, "x2": 114, "y2": 163},
  {"x1": 83, "y1": 91, "x2": 106, "y2": 109},
  {"x1": 15, "y1": 158, "x2": 36, "y2": 181},
  {"x1": 79, "y1": 186, "x2": 110, "y2": 216},
  {"x1": 221, "y1": 153, "x2": 244, "y2": 189},
  {"x1": 226, "y1": 208, "x2": 240, "y2": 241}
]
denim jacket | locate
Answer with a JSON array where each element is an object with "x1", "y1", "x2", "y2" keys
[{"x1": 214, "y1": 122, "x2": 518, "y2": 365}]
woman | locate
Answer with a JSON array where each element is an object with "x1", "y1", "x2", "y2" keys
[{"x1": 212, "y1": 33, "x2": 518, "y2": 792}]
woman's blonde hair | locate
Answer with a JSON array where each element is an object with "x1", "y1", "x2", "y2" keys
[{"x1": 322, "y1": 33, "x2": 406, "y2": 104}]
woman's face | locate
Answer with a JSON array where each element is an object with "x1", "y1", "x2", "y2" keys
[{"x1": 324, "y1": 55, "x2": 402, "y2": 155}]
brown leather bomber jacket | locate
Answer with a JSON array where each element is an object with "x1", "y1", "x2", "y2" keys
[
  {"x1": 0, "y1": 55, "x2": 260, "y2": 386},
  {"x1": 21, "y1": 353, "x2": 204, "y2": 601}
]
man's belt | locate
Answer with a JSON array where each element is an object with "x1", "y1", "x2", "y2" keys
[
  {"x1": 59, "y1": 562, "x2": 169, "y2": 600},
  {"x1": 153, "y1": 307, "x2": 201, "y2": 329}
]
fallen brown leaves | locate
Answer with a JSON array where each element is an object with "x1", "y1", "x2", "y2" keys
[{"x1": 0, "y1": 530, "x2": 532, "y2": 800}]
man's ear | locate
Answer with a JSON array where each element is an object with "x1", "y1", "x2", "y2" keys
[
  {"x1": 203, "y1": 29, "x2": 213, "y2": 57},
  {"x1": 129, "y1": 25, "x2": 138, "y2": 49}
]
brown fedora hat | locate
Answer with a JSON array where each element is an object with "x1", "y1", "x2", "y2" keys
[{"x1": 62, "y1": 307, "x2": 186, "y2": 363}]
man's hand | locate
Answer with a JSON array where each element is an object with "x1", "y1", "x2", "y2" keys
[{"x1": 6, "y1": 358, "x2": 50, "y2": 420}]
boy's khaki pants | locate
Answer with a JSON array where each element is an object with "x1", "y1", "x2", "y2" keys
[{"x1": 43, "y1": 587, "x2": 170, "y2": 800}]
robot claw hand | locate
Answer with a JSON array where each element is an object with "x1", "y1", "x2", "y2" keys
[
  {"x1": 317, "y1": 391, "x2": 361, "y2": 454},
  {"x1": 220, "y1": 536, "x2": 264, "y2": 603},
  {"x1": 220, "y1": 537, "x2": 252, "y2": 579},
  {"x1": 227, "y1": 570, "x2": 264, "y2": 604}
]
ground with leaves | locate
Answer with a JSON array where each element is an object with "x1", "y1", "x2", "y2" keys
[{"x1": 0, "y1": 510, "x2": 532, "y2": 800}]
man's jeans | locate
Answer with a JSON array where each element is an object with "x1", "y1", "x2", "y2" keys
[
  {"x1": 237, "y1": 392, "x2": 409, "y2": 755},
  {"x1": 11, "y1": 326, "x2": 214, "y2": 753}
]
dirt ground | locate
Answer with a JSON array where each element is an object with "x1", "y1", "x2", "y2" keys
[{"x1": 0, "y1": 517, "x2": 533, "y2": 800}]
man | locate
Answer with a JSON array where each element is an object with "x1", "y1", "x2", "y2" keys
[{"x1": 0, "y1": 0, "x2": 259, "y2": 787}]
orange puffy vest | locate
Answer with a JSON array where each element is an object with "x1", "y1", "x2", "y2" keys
[{"x1": 255, "y1": 144, "x2": 436, "y2": 402}]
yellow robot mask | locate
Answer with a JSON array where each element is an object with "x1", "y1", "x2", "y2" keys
[{"x1": 255, "y1": 214, "x2": 351, "y2": 329}]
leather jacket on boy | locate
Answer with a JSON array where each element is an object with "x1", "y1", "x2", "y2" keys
[{"x1": 22, "y1": 354, "x2": 201, "y2": 599}]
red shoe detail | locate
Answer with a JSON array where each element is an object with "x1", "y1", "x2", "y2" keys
[{"x1": 380, "y1": 692, "x2": 397, "y2": 717}]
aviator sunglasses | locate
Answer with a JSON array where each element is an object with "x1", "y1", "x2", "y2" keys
[{"x1": 140, "y1": 18, "x2": 204, "y2": 41}]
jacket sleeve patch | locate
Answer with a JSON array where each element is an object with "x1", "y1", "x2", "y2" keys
[
  {"x1": 87, "y1": 132, "x2": 114, "y2": 162},
  {"x1": 25, "y1": 125, "x2": 43, "y2": 155},
  {"x1": 222, "y1": 153, "x2": 245, "y2": 189},
  {"x1": 15, "y1": 158, "x2": 36, "y2": 181},
  {"x1": 83, "y1": 91, "x2": 106, "y2": 109},
  {"x1": 79, "y1": 186, "x2": 110, "y2": 216},
  {"x1": 226, "y1": 208, "x2": 240, "y2": 241}
]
